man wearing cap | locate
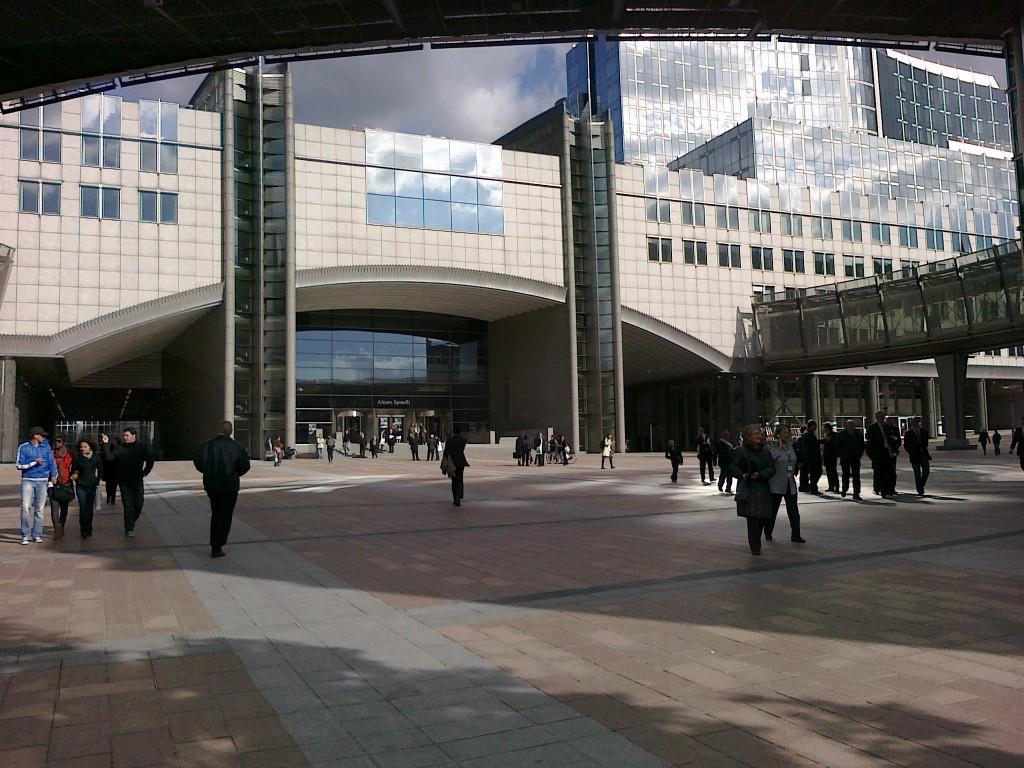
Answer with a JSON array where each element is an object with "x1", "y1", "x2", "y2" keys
[{"x1": 16, "y1": 427, "x2": 58, "y2": 544}]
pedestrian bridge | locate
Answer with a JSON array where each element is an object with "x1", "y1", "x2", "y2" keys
[{"x1": 754, "y1": 241, "x2": 1024, "y2": 372}]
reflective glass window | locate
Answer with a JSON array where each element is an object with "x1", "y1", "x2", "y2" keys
[
  {"x1": 80, "y1": 186, "x2": 100, "y2": 218},
  {"x1": 648, "y1": 237, "x2": 660, "y2": 262},
  {"x1": 42, "y1": 103, "x2": 61, "y2": 128},
  {"x1": 367, "y1": 194, "x2": 396, "y2": 225},
  {"x1": 814, "y1": 251, "x2": 835, "y2": 276},
  {"x1": 898, "y1": 225, "x2": 918, "y2": 248},
  {"x1": 101, "y1": 97, "x2": 121, "y2": 134},
  {"x1": 660, "y1": 238, "x2": 672, "y2": 263},
  {"x1": 449, "y1": 142, "x2": 477, "y2": 174},
  {"x1": 478, "y1": 179, "x2": 502, "y2": 207},
  {"x1": 160, "y1": 192, "x2": 177, "y2": 223},
  {"x1": 82, "y1": 95, "x2": 101, "y2": 133},
  {"x1": 423, "y1": 174, "x2": 451, "y2": 201},
  {"x1": 422, "y1": 137, "x2": 450, "y2": 172},
  {"x1": 925, "y1": 228, "x2": 945, "y2": 251},
  {"x1": 19, "y1": 108, "x2": 39, "y2": 127},
  {"x1": 395, "y1": 196, "x2": 424, "y2": 228},
  {"x1": 140, "y1": 190, "x2": 158, "y2": 222},
  {"x1": 140, "y1": 100, "x2": 159, "y2": 138},
  {"x1": 102, "y1": 137, "x2": 120, "y2": 169},
  {"x1": 366, "y1": 168, "x2": 395, "y2": 195},
  {"x1": 18, "y1": 181, "x2": 39, "y2": 213},
  {"x1": 101, "y1": 187, "x2": 120, "y2": 219},
  {"x1": 718, "y1": 243, "x2": 741, "y2": 268},
  {"x1": 42, "y1": 131, "x2": 61, "y2": 163},
  {"x1": 160, "y1": 102, "x2": 178, "y2": 141},
  {"x1": 41, "y1": 182, "x2": 61, "y2": 215},
  {"x1": 424, "y1": 199, "x2": 452, "y2": 229},
  {"x1": 160, "y1": 143, "x2": 178, "y2": 174},
  {"x1": 365, "y1": 131, "x2": 395, "y2": 166},
  {"x1": 681, "y1": 201, "x2": 705, "y2": 226},
  {"x1": 451, "y1": 202, "x2": 477, "y2": 232},
  {"x1": 873, "y1": 257, "x2": 893, "y2": 275},
  {"x1": 451, "y1": 177, "x2": 477, "y2": 204},
  {"x1": 140, "y1": 141, "x2": 158, "y2": 172},
  {"x1": 683, "y1": 239, "x2": 708, "y2": 265},
  {"x1": 394, "y1": 133, "x2": 422, "y2": 169},
  {"x1": 19, "y1": 128, "x2": 39, "y2": 161},
  {"x1": 844, "y1": 254, "x2": 865, "y2": 278},
  {"x1": 82, "y1": 135, "x2": 100, "y2": 166},
  {"x1": 751, "y1": 246, "x2": 774, "y2": 270},
  {"x1": 394, "y1": 170, "x2": 423, "y2": 198},
  {"x1": 478, "y1": 205, "x2": 503, "y2": 235},
  {"x1": 476, "y1": 145, "x2": 502, "y2": 178},
  {"x1": 783, "y1": 249, "x2": 805, "y2": 273},
  {"x1": 871, "y1": 222, "x2": 891, "y2": 245}
]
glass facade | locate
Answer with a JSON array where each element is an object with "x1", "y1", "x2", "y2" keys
[
  {"x1": 365, "y1": 130, "x2": 504, "y2": 234},
  {"x1": 295, "y1": 310, "x2": 489, "y2": 436}
]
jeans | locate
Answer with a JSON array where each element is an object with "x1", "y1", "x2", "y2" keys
[
  {"x1": 21, "y1": 478, "x2": 48, "y2": 539},
  {"x1": 119, "y1": 479, "x2": 145, "y2": 533},
  {"x1": 911, "y1": 459, "x2": 930, "y2": 495},
  {"x1": 718, "y1": 470, "x2": 733, "y2": 493},
  {"x1": 76, "y1": 485, "x2": 98, "y2": 537}
]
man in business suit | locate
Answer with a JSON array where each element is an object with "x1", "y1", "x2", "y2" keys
[
  {"x1": 441, "y1": 425, "x2": 469, "y2": 506},
  {"x1": 194, "y1": 421, "x2": 251, "y2": 558},
  {"x1": 1009, "y1": 416, "x2": 1024, "y2": 458},
  {"x1": 866, "y1": 411, "x2": 898, "y2": 499},
  {"x1": 903, "y1": 416, "x2": 931, "y2": 496},
  {"x1": 835, "y1": 420, "x2": 865, "y2": 500}
]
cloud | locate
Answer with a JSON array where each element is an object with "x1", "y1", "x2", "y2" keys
[{"x1": 292, "y1": 43, "x2": 570, "y2": 143}]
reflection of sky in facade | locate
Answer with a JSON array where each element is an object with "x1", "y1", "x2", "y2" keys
[{"x1": 673, "y1": 118, "x2": 1016, "y2": 236}]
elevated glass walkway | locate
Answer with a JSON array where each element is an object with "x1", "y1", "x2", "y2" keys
[{"x1": 754, "y1": 241, "x2": 1024, "y2": 371}]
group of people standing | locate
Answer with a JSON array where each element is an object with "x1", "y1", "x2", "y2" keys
[{"x1": 17, "y1": 425, "x2": 152, "y2": 544}]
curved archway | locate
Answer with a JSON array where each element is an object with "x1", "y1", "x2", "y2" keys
[{"x1": 621, "y1": 307, "x2": 731, "y2": 385}]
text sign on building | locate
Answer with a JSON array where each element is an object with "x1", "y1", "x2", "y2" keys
[{"x1": 376, "y1": 398, "x2": 412, "y2": 408}]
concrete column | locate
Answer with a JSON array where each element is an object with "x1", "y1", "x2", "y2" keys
[
  {"x1": 976, "y1": 379, "x2": 989, "y2": 432},
  {"x1": 805, "y1": 375, "x2": 821, "y2": 424},
  {"x1": 559, "y1": 114, "x2": 581, "y2": 452},
  {"x1": 283, "y1": 67, "x2": 297, "y2": 451},
  {"x1": 221, "y1": 74, "x2": 236, "y2": 422},
  {"x1": 0, "y1": 359, "x2": 20, "y2": 462},
  {"x1": 925, "y1": 377, "x2": 940, "y2": 438},
  {"x1": 935, "y1": 353, "x2": 972, "y2": 449},
  {"x1": 742, "y1": 374, "x2": 758, "y2": 426},
  {"x1": 866, "y1": 377, "x2": 880, "y2": 417}
]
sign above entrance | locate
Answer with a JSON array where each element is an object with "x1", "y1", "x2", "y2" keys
[{"x1": 376, "y1": 398, "x2": 412, "y2": 408}]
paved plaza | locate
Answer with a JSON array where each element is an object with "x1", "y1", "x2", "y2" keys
[{"x1": 0, "y1": 445, "x2": 1022, "y2": 767}]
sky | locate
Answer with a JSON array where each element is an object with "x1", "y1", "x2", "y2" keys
[{"x1": 114, "y1": 42, "x2": 1008, "y2": 145}]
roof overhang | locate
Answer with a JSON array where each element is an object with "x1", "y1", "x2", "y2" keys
[
  {"x1": 621, "y1": 306, "x2": 732, "y2": 385},
  {"x1": 1, "y1": 2, "x2": 1014, "y2": 108},
  {"x1": 0, "y1": 284, "x2": 224, "y2": 381},
  {"x1": 297, "y1": 265, "x2": 565, "y2": 321}
]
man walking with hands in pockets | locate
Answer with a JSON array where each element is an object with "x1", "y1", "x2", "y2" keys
[{"x1": 194, "y1": 421, "x2": 251, "y2": 558}]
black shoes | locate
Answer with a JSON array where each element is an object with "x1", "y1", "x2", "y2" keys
[
  {"x1": 453, "y1": 500, "x2": 461, "y2": 507},
  {"x1": 211, "y1": 549, "x2": 225, "y2": 558},
  {"x1": 792, "y1": 537, "x2": 806, "y2": 543},
  {"x1": 764, "y1": 533, "x2": 773, "y2": 541}
]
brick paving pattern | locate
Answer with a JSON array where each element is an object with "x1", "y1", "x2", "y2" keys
[{"x1": 1, "y1": 446, "x2": 1021, "y2": 766}]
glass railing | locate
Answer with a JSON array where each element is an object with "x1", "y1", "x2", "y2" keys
[{"x1": 754, "y1": 241, "x2": 1023, "y2": 364}]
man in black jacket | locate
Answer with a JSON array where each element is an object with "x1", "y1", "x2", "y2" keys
[
  {"x1": 796, "y1": 420, "x2": 823, "y2": 494},
  {"x1": 441, "y1": 425, "x2": 469, "y2": 506},
  {"x1": 866, "y1": 410, "x2": 899, "y2": 498},
  {"x1": 664, "y1": 440, "x2": 683, "y2": 483},
  {"x1": 903, "y1": 416, "x2": 931, "y2": 495},
  {"x1": 112, "y1": 426, "x2": 155, "y2": 537},
  {"x1": 194, "y1": 421, "x2": 251, "y2": 558},
  {"x1": 835, "y1": 419, "x2": 865, "y2": 500}
]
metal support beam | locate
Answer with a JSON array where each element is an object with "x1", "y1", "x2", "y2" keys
[{"x1": 935, "y1": 353, "x2": 972, "y2": 449}]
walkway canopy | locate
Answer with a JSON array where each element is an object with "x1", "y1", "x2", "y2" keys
[
  {"x1": 754, "y1": 242, "x2": 1024, "y2": 372},
  {"x1": 1, "y1": 1, "x2": 1014, "y2": 107}
]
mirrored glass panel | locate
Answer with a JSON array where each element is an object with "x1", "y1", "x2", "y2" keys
[
  {"x1": 139, "y1": 101, "x2": 159, "y2": 138},
  {"x1": 422, "y1": 137, "x2": 450, "y2": 172},
  {"x1": 365, "y1": 131, "x2": 395, "y2": 166}
]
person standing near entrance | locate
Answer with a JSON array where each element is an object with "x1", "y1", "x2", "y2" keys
[
  {"x1": 193, "y1": 421, "x2": 251, "y2": 559},
  {"x1": 387, "y1": 428, "x2": 396, "y2": 453},
  {"x1": 113, "y1": 427, "x2": 154, "y2": 537},
  {"x1": 49, "y1": 436, "x2": 75, "y2": 541},
  {"x1": 821, "y1": 422, "x2": 840, "y2": 493},
  {"x1": 441, "y1": 424, "x2": 469, "y2": 506},
  {"x1": 71, "y1": 438, "x2": 103, "y2": 540},
  {"x1": 664, "y1": 439, "x2": 683, "y2": 483},
  {"x1": 17, "y1": 426, "x2": 57, "y2": 544},
  {"x1": 836, "y1": 419, "x2": 865, "y2": 500},
  {"x1": 409, "y1": 430, "x2": 421, "y2": 460},
  {"x1": 326, "y1": 434, "x2": 336, "y2": 463},
  {"x1": 426, "y1": 433, "x2": 439, "y2": 462},
  {"x1": 903, "y1": 416, "x2": 931, "y2": 496},
  {"x1": 796, "y1": 420, "x2": 822, "y2": 494},
  {"x1": 601, "y1": 433, "x2": 615, "y2": 469},
  {"x1": 695, "y1": 427, "x2": 715, "y2": 483}
]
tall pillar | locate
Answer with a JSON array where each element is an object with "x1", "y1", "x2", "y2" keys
[
  {"x1": 925, "y1": 377, "x2": 940, "y2": 438},
  {"x1": 935, "y1": 353, "x2": 972, "y2": 449},
  {"x1": 866, "y1": 377, "x2": 880, "y2": 417},
  {"x1": 0, "y1": 359, "x2": 20, "y2": 462},
  {"x1": 742, "y1": 374, "x2": 758, "y2": 427},
  {"x1": 976, "y1": 379, "x2": 989, "y2": 432},
  {"x1": 804, "y1": 375, "x2": 821, "y2": 424}
]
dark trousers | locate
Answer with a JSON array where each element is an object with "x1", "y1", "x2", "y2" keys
[
  {"x1": 450, "y1": 468, "x2": 464, "y2": 503},
  {"x1": 800, "y1": 463, "x2": 822, "y2": 492},
  {"x1": 745, "y1": 517, "x2": 767, "y2": 553},
  {"x1": 670, "y1": 460, "x2": 680, "y2": 482},
  {"x1": 411, "y1": 444, "x2": 420, "y2": 460},
  {"x1": 824, "y1": 457, "x2": 840, "y2": 491},
  {"x1": 841, "y1": 461, "x2": 861, "y2": 495},
  {"x1": 767, "y1": 493, "x2": 801, "y2": 540},
  {"x1": 718, "y1": 468, "x2": 733, "y2": 492},
  {"x1": 119, "y1": 479, "x2": 145, "y2": 532},
  {"x1": 911, "y1": 459, "x2": 930, "y2": 494},
  {"x1": 105, "y1": 477, "x2": 118, "y2": 504},
  {"x1": 535, "y1": 451, "x2": 544, "y2": 467},
  {"x1": 326, "y1": 446, "x2": 335, "y2": 463},
  {"x1": 871, "y1": 455, "x2": 896, "y2": 495},
  {"x1": 76, "y1": 485, "x2": 97, "y2": 537},
  {"x1": 208, "y1": 490, "x2": 239, "y2": 552},
  {"x1": 699, "y1": 457, "x2": 715, "y2": 482}
]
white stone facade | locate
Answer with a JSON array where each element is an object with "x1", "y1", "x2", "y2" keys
[{"x1": 0, "y1": 99, "x2": 222, "y2": 336}]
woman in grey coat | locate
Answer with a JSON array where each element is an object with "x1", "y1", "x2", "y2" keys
[
  {"x1": 766, "y1": 425, "x2": 806, "y2": 544},
  {"x1": 729, "y1": 425, "x2": 776, "y2": 555}
]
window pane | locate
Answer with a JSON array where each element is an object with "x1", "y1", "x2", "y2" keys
[
  {"x1": 160, "y1": 102, "x2": 178, "y2": 141},
  {"x1": 423, "y1": 173, "x2": 451, "y2": 201},
  {"x1": 102, "y1": 137, "x2": 120, "y2": 168},
  {"x1": 478, "y1": 205, "x2": 503, "y2": 234},
  {"x1": 366, "y1": 168, "x2": 395, "y2": 195},
  {"x1": 478, "y1": 179, "x2": 502, "y2": 207},
  {"x1": 140, "y1": 141, "x2": 158, "y2": 171},
  {"x1": 140, "y1": 191, "x2": 158, "y2": 222},
  {"x1": 661, "y1": 239, "x2": 672, "y2": 263},
  {"x1": 41, "y1": 103, "x2": 61, "y2": 128},
  {"x1": 81, "y1": 186, "x2": 100, "y2": 218},
  {"x1": 42, "y1": 130, "x2": 61, "y2": 162},
  {"x1": 393, "y1": 133, "x2": 422, "y2": 169},
  {"x1": 394, "y1": 170, "x2": 423, "y2": 198},
  {"x1": 424, "y1": 199, "x2": 451, "y2": 229},
  {"x1": 477, "y1": 145, "x2": 502, "y2": 178},
  {"x1": 41, "y1": 183, "x2": 60, "y2": 215},
  {"x1": 101, "y1": 96, "x2": 121, "y2": 134},
  {"x1": 159, "y1": 193, "x2": 177, "y2": 224},
  {"x1": 82, "y1": 135, "x2": 100, "y2": 166},
  {"x1": 649, "y1": 238, "x2": 660, "y2": 262},
  {"x1": 395, "y1": 196, "x2": 424, "y2": 228},
  {"x1": 646, "y1": 199, "x2": 658, "y2": 222},
  {"x1": 160, "y1": 143, "x2": 178, "y2": 173},
  {"x1": 449, "y1": 142, "x2": 477, "y2": 174},
  {"x1": 451, "y1": 176, "x2": 477, "y2": 204},
  {"x1": 366, "y1": 194, "x2": 396, "y2": 225},
  {"x1": 20, "y1": 108, "x2": 39, "y2": 127},
  {"x1": 422, "y1": 137, "x2": 450, "y2": 172},
  {"x1": 365, "y1": 131, "x2": 395, "y2": 166},
  {"x1": 451, "y1": 202, "x2": 477, "y2": 232},
  {"x1": 19, "y1": 182, "x2": 39, "y2": 213},
  {"x1": 19, "y1": 128, "x2": 39, "y2": 161},
  {"x1": 101, "y1": 187, "x2": 120, "y2": 219},
  {"x1": 82, "y1": 95, "x2": 101, "y2": 133},
  {"x1": 139, "y1": 101, "x2": 159, "y2": 138}
]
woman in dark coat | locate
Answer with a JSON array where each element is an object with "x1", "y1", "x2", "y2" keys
[
  {"x1": 71, "y1": 438, "x2": 103, "y2": 540},
  {"x1": 729, "y1": 424, "x2": 776, "y2": 555}
]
